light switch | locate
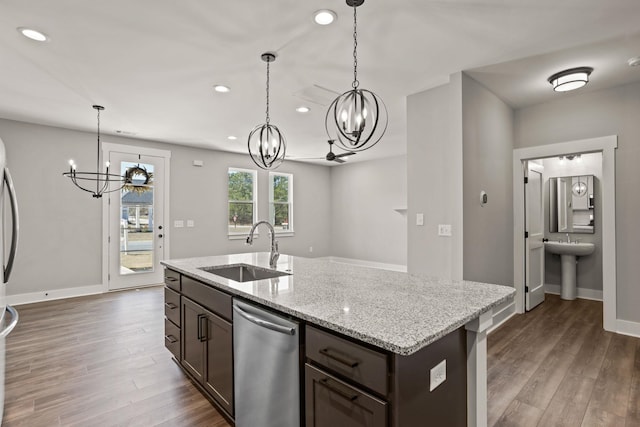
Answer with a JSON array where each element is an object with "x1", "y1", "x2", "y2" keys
[
  {"x1": 430, "y1": 359, "x2": 447, "y2": 391},
  {"x1": 416, "y1": 213, "x2": 424, "y2": 226},
  {"x1": 174, "y1": 220, "x2": 184, "y2": 228},
  {"x1": 187, "y1": 220, "x2": 195, "y2": 228},
  {"x1": 438, "y1": 224, "x2": 452, "y2": 236}
]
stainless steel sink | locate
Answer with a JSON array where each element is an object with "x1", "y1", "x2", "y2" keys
[{"x1": 199, "y1": 263, "x2": 291, "y2": 282}]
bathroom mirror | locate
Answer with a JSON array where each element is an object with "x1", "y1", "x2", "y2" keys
[{"x1": 549, "y1": 175, "x2": 595, "y2": 233}]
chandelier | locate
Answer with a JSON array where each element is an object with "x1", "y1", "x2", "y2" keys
[
  {"x1": 248, "y1": 52, "x2": 286, "y2": 170},
  {"x1": 325, "y1": 0, "x2": 387, "y2": 152},
  {"x1": 63, "y1": 105, "x2": 127, "y2": 198}
]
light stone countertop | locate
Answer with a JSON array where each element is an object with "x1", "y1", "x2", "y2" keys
[{"x1": 161, "y1": 252, "x2": 515, "y2": 356}]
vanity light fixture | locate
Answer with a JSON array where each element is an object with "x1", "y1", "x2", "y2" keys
[
  {"x1": 63, "y1": 105, "x2": 128, "y2": 198},
  {"x1": 548, "y1": 67, "x2": 593, "y2": 92},
  {"x1": 325, "y1": 0, "x2": 387, "y2": 152},
  {"x1": 314, "y1": 9, "x2": 337, "y2": 25},
  {"x1": 247, "y1": 52, "x2": 286, "y2": 170},
  {"x1": 17, "y1": 27, "x2": 48, "y2": 42}
]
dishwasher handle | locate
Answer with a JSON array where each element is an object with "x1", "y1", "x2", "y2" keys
[{"x1": 233, "y1": 304, "x2": 295, "y2": 335}]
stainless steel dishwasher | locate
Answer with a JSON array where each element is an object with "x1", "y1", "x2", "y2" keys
[{"x1": 233, "y1": 299, "x2": 300, "y2": 427}]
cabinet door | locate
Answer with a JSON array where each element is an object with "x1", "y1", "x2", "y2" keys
[
  {"x1": 203, "y1": 309, "x2": 234, "y2": 416},
  {"x1": 181, "y1": 298, "x2": 205, "y2": 383},
  {"x1": 305, "y1": 364, "x2": 387, "y2": 427}
]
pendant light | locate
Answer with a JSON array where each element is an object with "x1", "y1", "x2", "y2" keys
[
  {"x1": 325, "y1": 0, "x2": 387, "y2": 152},
  {"x1": 248, "y1": 52, "x2": 286, "y2": 170},
  {"x1": 63, "y1": 105, "x2": 127, "y2": 198}
]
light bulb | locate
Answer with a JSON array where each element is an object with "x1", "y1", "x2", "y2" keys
[
  {"x1": 68, "y1": 159, "x2": 74, "y2": 166},
  {"x1": 105, "y1": 161, "x2": 110, "y2": 167}
]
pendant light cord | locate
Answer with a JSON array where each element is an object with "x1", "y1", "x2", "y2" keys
[
  {"x1": 265, "y1": 59, "x2": 271, "y2": 125},
  {"x1": 96, "y1": 107, "x2": 101, "y2": 194},
  {"x1": 352, "y1": 4, "x2": 359, "y2": 89}
]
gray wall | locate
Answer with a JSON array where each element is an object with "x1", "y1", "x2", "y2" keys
[
  {"x1": 515, "y1": 81, "x2": 640, "y2": 323},
  {"x1": 461, "y1": 74, "x2": 514, "y2": 287},
  {"x1": 329, "y1": 155, "x2": 407, "y2": 266},
  {"x1": 0, "y1": 118, "x2": 332, "y2": 296},
  {"x1": 406, "y1": 74, "x2": 464, "y2": 280},
  {"x1": 541, "y1": 154, "x2": 602, "y2": 292}
]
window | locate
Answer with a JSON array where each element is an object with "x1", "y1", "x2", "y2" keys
[
  {"x1": 228, "y1": 168, "x2": 257, "y2": 236},
  {"x1": 269, "y1": 172, "x2": 293, "y2": 233}
]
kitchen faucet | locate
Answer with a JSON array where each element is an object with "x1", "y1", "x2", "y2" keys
[{"x1": 246, "y1": 221, "x2": 279, "y2": 269}]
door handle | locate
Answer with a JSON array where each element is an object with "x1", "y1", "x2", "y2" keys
[
  {"x1": 4, "y1": 168, "x2": 19, "y2": 284},
  {"x1": 197, "y1": 314, "x2": 207, "y2": 342},
  {"x1": 158, "y1": 234, "x2": 163, "y2": 238}
]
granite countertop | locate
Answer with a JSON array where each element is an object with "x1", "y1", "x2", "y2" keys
[{"x1": 161, "y1": 252, "x2": 515, "y2": 356}]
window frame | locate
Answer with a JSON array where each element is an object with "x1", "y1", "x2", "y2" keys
[
  {"x1": 227, "y1": 167, "x2": 257, "y2": 239},
  {"x1": 269, "y1": 172, "x2": 294, "y2": 235}
]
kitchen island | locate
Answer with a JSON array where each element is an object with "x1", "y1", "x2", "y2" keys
[{"x1": 162, "y1": 252, "x2": 514, "y2": 427}]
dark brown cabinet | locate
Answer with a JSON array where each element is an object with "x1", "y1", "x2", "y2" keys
[
  {"x1": 305, "y1": 363, "x2": 387, "y2": 427},
  {"x1": 181, "y1": 296, "x2": 234, "y2": 416}
]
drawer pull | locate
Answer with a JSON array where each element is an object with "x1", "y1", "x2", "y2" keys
[
  {"x1": 164, "y1": 302, "x2": 177, "y2": 310},
  {"x1": 165, "y1": 276, "x2": 178, "y2": 282},
  {"x1": 165, "y1": 335, "x2": 177, "y2": 344},
  {"x1": 319, "y1": 378, "x2": 358, "y2": 401},
  {"x1": 319, "y1": 348, "x2": 360, "y2": 368}
]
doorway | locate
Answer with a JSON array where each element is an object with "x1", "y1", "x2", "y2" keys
[
  {"x1": 513, "y1": 135, "x2": 617, "y2": 330},
  {"x1": 102, "y1": 144, "x2": 171, "y2": 291}
]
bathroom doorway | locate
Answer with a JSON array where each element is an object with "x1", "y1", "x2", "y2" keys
[{"x1": 513, "y1": 136, "x2": 617, "y2": 331}]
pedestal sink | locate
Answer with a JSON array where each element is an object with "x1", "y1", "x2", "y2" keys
[{"x1": 544, "y1": 241, "x2": 595, "y2": 300}]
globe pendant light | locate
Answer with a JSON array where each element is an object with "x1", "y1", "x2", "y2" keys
[
  {"x1": 325, "y1": 0, "x2": 387, "y2": 152},
  {"x1": 248, "y1": 52, "x2": 286, "y2": 170},
  {"x1": 63, "y1": 105, "x2": 128, "y2": 198}
]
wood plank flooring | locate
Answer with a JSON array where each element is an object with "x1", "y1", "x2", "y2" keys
[
  {"x1": 4, "y1": 287, "x2": 639, "y2": 426},
  {"x1": 488, "y1": 294, "x2": 640, "y2": 427}
]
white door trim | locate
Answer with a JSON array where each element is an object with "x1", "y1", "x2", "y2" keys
[
  {"x1": 513, "y1": 135, "x2": 617, "y2": 331},
  {"x1": 101, "y1": 142, "x2": 171, "y2": 292}
]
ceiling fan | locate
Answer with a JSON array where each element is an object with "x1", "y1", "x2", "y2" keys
[{"x1": 292, "y1": 140, "x2": 356, "y2": 164}]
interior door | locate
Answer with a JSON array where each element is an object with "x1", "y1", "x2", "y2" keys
[
  {"x1": 108, "y1": 152, "x2": 165, "y2": 290},
  {"x1": 525, "y1": 161, "x2": 545, "y2": 311}
]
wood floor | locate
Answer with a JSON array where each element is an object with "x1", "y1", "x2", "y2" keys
[
  {"x1": 488, "y1": 294, "x2": 640, "y2": 427},
  {"x1": 3, "y1": 287, "x2": 639, "y2": 426}
]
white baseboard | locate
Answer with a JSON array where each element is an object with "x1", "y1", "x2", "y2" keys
[
  {"x1": 322, "y1": 256, "x2": 407, "y2": 273},
  {"x1": 544, "y1": 284, "x2": 603, "y2": 301},
  {"x1": 616, "y1": 319, "x2": 640, "y2": 338},
  {"x1": 487, "y1": 300, "x2": 516, "y2": 334},
  {"x1": 7, "y1": 284, "x2": 103, "y2": 306}
]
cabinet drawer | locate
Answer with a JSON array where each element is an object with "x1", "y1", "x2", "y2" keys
[
  {"x1": 164, "y1": 287, "x2": 181, "y2": 326},
  {"x1": 164, "y1": 268, "x2": 181, "y2": 291},
  {"x1": 306, "y1": 325, "x2": 388, "y2": 396},
  {"x1": 305, "y1": 363, "x2": 387, "y2": 427},
  {"x1": 164, "y1": 318, "x2": 180, "y2": 360},
  {"x1": 182, "y1": 276, "x2": 232, "y2": 321}
]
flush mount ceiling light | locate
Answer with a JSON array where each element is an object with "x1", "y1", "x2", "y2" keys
[
  {"x1": 325, "y1": 0, "x2": 387, "y2": 152},
  {"x1": 314, "y1": 9, "x2": 337, "y2": 25},
  {"x1": 295, "y1": 106, "x2": 310, "y2": 113},
  {"x1": 548, "y1": 67, "x2": 593, "y2": 92},
  {"x1": 247, "y1": 52, "x2": 286, "y2": 170},
  {"x1": 63, "y1": 105, "x2": 127, "y2": 198},
  {"x1": 213, "y1": 85, "x2": 230, "y2": 93},
  {"x1": 17, "y1": 27, "x2": 48, "y2": 42}
]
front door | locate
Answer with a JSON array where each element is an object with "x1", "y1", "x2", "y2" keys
[
  {"x1": 525, "y1": 161, "x2": 545, "y2": 311},
  {"x1": 108, "y1": 151, "x2": 165, "y2": 290}
]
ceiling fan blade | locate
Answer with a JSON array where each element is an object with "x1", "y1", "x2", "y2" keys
[
  {"x1": 333, "y1": 158, "x2": 346, "y2": 164},
  {"x1": 334, "y1": 151, "x2": 356, "y2": 158}
]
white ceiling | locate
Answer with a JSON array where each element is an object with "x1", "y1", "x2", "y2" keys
[{"x1": 1, "y1": 0, "x2": 639, "y2": 164}]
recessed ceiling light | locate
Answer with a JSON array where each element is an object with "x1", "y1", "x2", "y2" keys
[
  {"x1": 17, "y1": 27, "x2": 48, "y2": 42},
  {"x1": 628, "y1": 56, "x2": 640, "y2": 67},
  {"x1": 314, "y1": 10, "x2": 337, "y2": 25},
  {"x1": 295, "y1": 106, "x2": 310, "y2": 113},
  {"x1": 547, "y1": 67, "x2": 593, "y2": 92},
  {"x1": 227, "y1": 135, "x2": 237, "y2": 140},
  {"x1": 214, "y1": 85, "x2": 230, "y2": 93}
]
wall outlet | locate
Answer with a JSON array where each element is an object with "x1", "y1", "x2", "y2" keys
[
  {"x1": 430, "y1": 359, "x2": 447, "y2": 392},
  {"x1": 174, "y1": 220, "x2": 184, "y2": 228},
  {"x1": 438, "y1": 224, "x2": 452, "y2": 236},
  {"x1": 187, "y1": 220, "x2": 195, "y2": 228},
  {"x1": 416, "y1": 213, "x2": 424, "y2": 226}
]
